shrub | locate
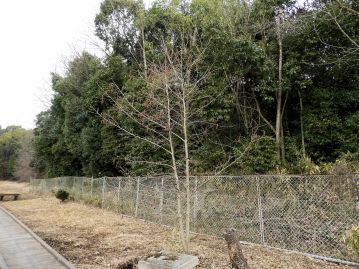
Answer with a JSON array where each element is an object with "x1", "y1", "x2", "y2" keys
[
  {"x1": 55, "y1": 189, "x2": 69, "y2": 202},
  {"x1": 289, "y1": 156, "x2": 321, "y2": 175},
  {"x1": 82, "y1": 195, "x2": 101, "y2": 207},
  {"x1": 236, "y1": 136, "x2": 278, "y2": 174},
  {"x1": 329, "y1": 152, "x2": 359, "y2": 174}
]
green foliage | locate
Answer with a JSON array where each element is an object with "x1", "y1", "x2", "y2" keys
[
  {"x1": 236, "y1": 136, "x2": 279, "y2": 174},
  {"x1": 0, "y1": 126, "x2": 32, "y2": 179},
  {"x1": 288, "y1": 156, "x2": 321, "y2": 175},
  {"x1": 31, "y1": 0, "x2": 359, "y2": 176},
  {"x1": 33, "y1": 53, "x2": 124, "y2": 177},
  {"x1": 95, "y1": 0, "x2": 143, "y2": 57},
  {"x1": 303, "y1": 88, "x2": 359, "y2": 162},
  {"x1": 327, "y1": 152, "x2": 359, "y2": 175},
  {"x1": 55, "y1": 189, "x2": 70, "y2": 202}
]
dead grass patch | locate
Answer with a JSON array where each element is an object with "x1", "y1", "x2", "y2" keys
[
  {"x1": 0, "y1": 180, "x2": 34, "y2": 200},
  {"x1": 0, "y1": 181, "x2": 352, "y2": 269}
]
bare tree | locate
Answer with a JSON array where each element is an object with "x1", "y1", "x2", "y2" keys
[{"x1": 100, "y1": 29, "x2": 212, "y2": 251}]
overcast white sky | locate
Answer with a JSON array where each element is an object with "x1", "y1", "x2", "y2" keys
[
  {"x1": 0, "y1": 0, "x2": 108, "y2": 129},
  {"x1": 0, "y1": 0, "x2": 304, "y2": 130},
  {"x1": 0, "y1": 0, "x2": 157, "y2": 130}
]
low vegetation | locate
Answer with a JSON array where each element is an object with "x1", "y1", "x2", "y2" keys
[
  {"x1": 55, "y1": 189, "x2": 69, "y2": 202},
  {"x1": 344, "y1": 225, "x2": 359, "y2": 259}
]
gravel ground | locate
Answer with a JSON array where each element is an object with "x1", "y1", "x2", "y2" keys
[{"x1": 0, "y1": 181, "x2": 353, "y2": 269}]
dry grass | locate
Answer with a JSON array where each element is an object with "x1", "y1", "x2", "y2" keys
[
  {"x1": 0, "y1": 181, "x2": 353, "y2": 269},
  {"x1": 0, "y1": 180, "x2": 34, "y2": 200}
]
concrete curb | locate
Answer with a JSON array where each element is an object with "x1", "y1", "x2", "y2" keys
[
  {"x1": 0, "y1": 253, "x2": 9, "y2": 269},
  {"x1": 0, "y1": 206, "x2": 76, "y2": 269}
]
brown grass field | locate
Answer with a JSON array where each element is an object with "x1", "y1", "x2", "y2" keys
[{"x1": 0, "y1": 180, "x2": 353, "y2": 269}]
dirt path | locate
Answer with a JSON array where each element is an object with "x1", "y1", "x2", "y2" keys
[{"x1": 0, "y1": 181, "x2": 353, "y2": 269}]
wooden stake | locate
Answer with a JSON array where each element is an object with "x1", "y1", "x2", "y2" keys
[{"x1": 224, "y1": 228, "x2": 250, "y2": 269}]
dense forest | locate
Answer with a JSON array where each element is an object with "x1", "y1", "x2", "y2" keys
[
  {"x1": 29, "y1": 0, "x2": 359, "y2": 178},
  {"x1": 0, "y1": 126, "x2": 34, "y2": 179}
]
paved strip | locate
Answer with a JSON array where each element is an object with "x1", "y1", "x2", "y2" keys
[
  {"x1": 0, "y1": 253, "x2": 9, "y2": 269},
  {"x1": 0, "y1": 207, "x2": 75, "y2": 269}
]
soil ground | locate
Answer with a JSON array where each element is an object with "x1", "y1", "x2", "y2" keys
[{"x1": 0, "y1": 180, "x2": 353, "y2": 269}]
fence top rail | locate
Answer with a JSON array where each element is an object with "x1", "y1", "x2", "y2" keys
[
  {"x1": 104, "y1": 173, "x2": 359, "y2": 177},
  {"x1": 30, "y1": 174, "x2": 359, "y2": 185}
]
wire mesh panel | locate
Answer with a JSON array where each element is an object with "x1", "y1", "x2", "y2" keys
[
  {"x1": 193, "y1": 176, "x2": 261, "y2": 243},
  {"x1": 30, "y1": 174, "x2": 359, "y2": 263},
  {"x1": 257, "y1": 175, "x2": 359, "y2": 260}
]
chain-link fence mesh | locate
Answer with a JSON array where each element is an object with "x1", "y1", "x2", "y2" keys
[{"x1": 30, "y1": 174, "x2": 359, "y2": 263}]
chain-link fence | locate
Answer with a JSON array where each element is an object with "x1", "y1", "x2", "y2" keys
[{"x1": 30, "y1": 174, "x2": 359, "y2": 263}]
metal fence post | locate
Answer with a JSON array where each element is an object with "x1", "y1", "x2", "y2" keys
[
  {"x1": 159, "y1": 178, "x2": 164, "y2": 223},
  {"x1": 101, "y1": 177, "x2": 106, "y2": 209},
  {"x1": 41, "y1": 179, "x2": 45, "y2": 193},
  {"x1": 91, "y1": 176, "x2": 94, "y2": 197},
  {"x1": 193, "y1": 176, "x2": 198, "y2": 231},
  {"x1": 81, "y1": 178, "x2": 84, "y2": 198},
  {"x1": 117, "y1": 178, "x2": 121, "y2": 213},
  {"x1": 256, "y1": 176, "x2": 265, "y2": 244},
  {"x1": 354, "y1": 175, "x2": 359, "y2": 210},
  {"x1": 135, "y1": 177, "x2": 140, "y2": 217},
  {"x1": 72, "y1": 177, "x2": 75, "y2": 194}
]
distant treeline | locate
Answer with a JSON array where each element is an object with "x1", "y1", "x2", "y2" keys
[
  {"x1": 31, "y1": 0, "x2": 359, "y2": 178},
  {"x1": 0, "y1": 126, "x2": 34, "y2": 180}
]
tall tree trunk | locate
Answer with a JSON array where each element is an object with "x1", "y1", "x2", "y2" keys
[
  {"x1": 298, "y1": 89, "x2": 306, "y2": 158},
  {"x1": 275, "y1": 91, "x2": 282, "y2": 162},
  {"x1": 165, "y1": 85, "x2": 186, "y2": 250},
  {"x1": 141, "y1": 23, "x2": 147, "y2": 79},
  {"x1": 182, "y1": 83, "x2": 191, "y2": 252},
  {"x1": 280, "y1": 122, "x2": 285, "y2": 162},
  {"x1": 276, "y1": 8, "x2": 284, "y2": 163}
]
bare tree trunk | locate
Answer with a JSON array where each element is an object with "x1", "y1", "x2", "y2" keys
[
  {"x1": 181, "y1": 83, "x2": 191, "y2": 252},
  {"x1": 224, "y1": 229, "x2": 250, "y2": 269},
  {"x1": 298, "y1": 89, "x2": 306, "y2": 158},
  {"x1": 141, "y1": 22, "x2": 147, "y2": 79},
  {"x1": 276, "y1": 8, "x2": 284, "y2": 163},
  {"x1": 280, "y1": 122, "x2": 285, "y2": 163},
  {"x1": 166, "y1": 85, "x2": 186, "y2": 250},
  {"x1": 253, "y1": 90, "x2": 276, "y2": 135}
]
